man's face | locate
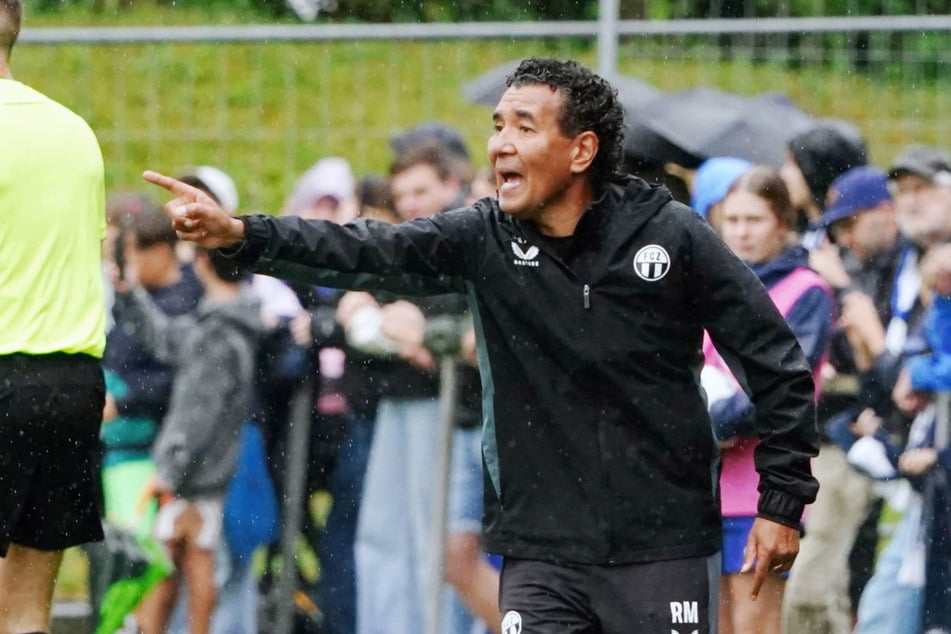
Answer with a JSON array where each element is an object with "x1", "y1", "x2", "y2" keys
[
  {"x1": 891, "y1": 173, "x2": 951, "y2": 247},
  {"x1": 391, "y1": 163, "x2": 459, "y2": 220},
  {"x1": 831, "y1": 204, "x2": 897, "y2": 260},
  {"x1": 127, "y1": 240, "x2": 174, "y2": 289},
  {"x1": 487, "y1": 84, "x2": 580, "y2": 220}
]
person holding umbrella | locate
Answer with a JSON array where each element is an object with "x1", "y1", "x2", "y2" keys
[{"x1": 144, "y1": 57, "x2": 819, "y2": 633}]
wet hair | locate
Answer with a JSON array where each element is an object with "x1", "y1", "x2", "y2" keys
[
  {"x1": 787, "y1": 122, "x2": 868, "y2": 208},
  {"x1": 126, "y1": 202, "x2": 178, "y2": 249},
  {"x1": 390, "y1": 140, "x2": 457, "y2": 182},
  {"x1": 106, "y1": 192, "x2": 156, "y2": 228},
  {"x1": 390, "y1": 122, "x2": 474, "y2": 183},
  {"x1": 727, "y1": 165, "x2": 796, "y2": 230},
  {"x1": 357, "y1": 174, "x2": 394, "y2": 211},
  {"x1": 506, "y1": 57, "x2": 625, "y2": 186},
  {"x1": 197, "y1": 247, "x2": 247, "y2": 283},
  {"x1": 0, "y1": 0, "x2": 22, "y2": 57}
]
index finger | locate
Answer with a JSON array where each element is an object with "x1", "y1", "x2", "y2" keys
[
  {"x1": 749, "y1": 555, "x2": 769, "y2": 600},
  {"x1": 143, "y1": 170, "x2": 205, "y2": 198}
]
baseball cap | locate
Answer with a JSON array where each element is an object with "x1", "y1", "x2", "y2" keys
[
  {"x1": 887, "y1": 145, "x2": 951, "y2": 185},
  {"x1": 179, "y1": 165, "x2": 240, "y2": 214},
  {"x1": 821, "y1": 166, "x2": 891, "y2": 227}
]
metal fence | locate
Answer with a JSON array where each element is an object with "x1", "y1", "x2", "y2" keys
[{"x1": 17, "y1": 15, "x2": 951, "y2": 212}]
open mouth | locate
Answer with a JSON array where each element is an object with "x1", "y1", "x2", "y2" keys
[{"x1": 498, "y1": 170, "x2": 523, "y2": 193}]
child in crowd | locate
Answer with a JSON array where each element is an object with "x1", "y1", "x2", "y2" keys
[{"x1": 113, "y1": 246, "x2": 265, "y2": 634}]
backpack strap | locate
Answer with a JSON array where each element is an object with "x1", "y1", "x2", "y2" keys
[{"x1": 768, "y1": 267, "x2": 830, "y2": 317}]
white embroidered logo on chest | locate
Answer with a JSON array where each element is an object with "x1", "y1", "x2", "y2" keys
[
  {"x1": 633, "y1": 244, "x2": 671, "y2": 281},
  {"x1": 511, "y1": 241, "x2": 540, "y2": 267}
]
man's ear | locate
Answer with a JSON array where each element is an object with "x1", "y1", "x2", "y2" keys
[{"x1": 570, "y1": 131, "x2": 599, "y2": 175}]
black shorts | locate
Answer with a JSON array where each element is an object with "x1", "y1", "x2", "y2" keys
[
  {"x1": 0, "y1": 353, "x2": 105, "y2": 556},
  {"x1": 499, "y1": 553, "x2": 721, "y2": 634}
]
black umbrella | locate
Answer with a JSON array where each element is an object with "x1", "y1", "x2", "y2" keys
[
  {"x1": 623, "y1": 113, "x2": 704, "y2": 169},
  {"x1": 461, "y1": 60, "x2": 523, "y2": 107},
  {"x1": 624, "y1": 87, "x2": 816, "y2": 168},
  {"x1": 611, "y1": 74, "x2": 665, "y2": 112}
]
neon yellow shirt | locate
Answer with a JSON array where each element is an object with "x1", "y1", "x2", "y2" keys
[{"x1": 0, "y1": 79, "x2": 106, "y2": 357}]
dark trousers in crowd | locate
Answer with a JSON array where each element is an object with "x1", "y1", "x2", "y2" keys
[{"x1": 319, "y1": 414, "x2": 375, "y2": 634}]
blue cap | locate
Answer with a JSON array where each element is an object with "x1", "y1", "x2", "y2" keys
[
  {"x1": 821, "y1": 166, "x2": 891, "y2": 227},
  {"x1": 690, "y1": 157, "x2": 752, "y2": 219}
]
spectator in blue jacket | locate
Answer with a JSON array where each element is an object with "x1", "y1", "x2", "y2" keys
[{"x1": 853, "y1": 244, "x2": 951, "y2": 633}]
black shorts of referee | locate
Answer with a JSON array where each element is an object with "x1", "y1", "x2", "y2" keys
[
  {"x1": 499, "y1": 552, "x2": 721, "y2": 634},
  {"x1": 0, "y1": 353, "x2": 105, "y2": 557}
]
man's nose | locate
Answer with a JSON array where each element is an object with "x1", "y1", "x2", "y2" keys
[{"x1": 488, "y1": 129, "x2": 515, "y2": 156}]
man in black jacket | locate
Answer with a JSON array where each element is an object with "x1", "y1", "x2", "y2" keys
[{"x1": 145, "y1": 58, "x2": 819, "y2": 634}]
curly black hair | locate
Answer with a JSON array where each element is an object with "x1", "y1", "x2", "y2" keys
[{"x1": 506, "y1": 57, "x2": 625, "y2": 186}]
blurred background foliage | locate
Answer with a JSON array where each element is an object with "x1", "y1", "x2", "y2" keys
[
  {"x1": 27, "y1": 0, "x2": 951, "y2": 22},
  {"x1": 18, "y1": 1, "x2": 951, "y2": 214}
]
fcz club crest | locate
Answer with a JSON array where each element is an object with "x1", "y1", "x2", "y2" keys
[
  {"x1": 501, "y1": 610, "x2": 522, "y2": 634},
  {"x1": 633, "y1": 244, "x2": 671, "y2": 281}
]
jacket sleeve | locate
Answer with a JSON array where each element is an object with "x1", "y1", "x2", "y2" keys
[
  {"x1": 225, "y1": 211, "x2": 485, "y2": 295},
  {"x1": 784, "y1": 286, "x2": 835, "y2": 370},
  {"x1": 710, "y1": 391, "x2": 755, "y2": 441},
  {"x1": 908, "y1": 353, "x2": 951, "y2": 393},
  {"x1": 684, "y1": 216, "x2": 820, "y2": 527},
  {"x1": 153, "y1": 338, "x2": 245, "y2": 493},
  {"x1": 712, "y1": 285, "x2": 834, "y2": 443},
  {"x1": 908, "y1": 296, "x2": 951, "y2": 392}
]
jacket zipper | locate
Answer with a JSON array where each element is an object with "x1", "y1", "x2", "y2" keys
[{"x1": 583, "y1": 284, "x2": 591, "y2": 309}]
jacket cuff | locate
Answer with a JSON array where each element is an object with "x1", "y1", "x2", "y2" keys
[
  {"x1": 756, "y1": 489, "x2": 806, "y2": 529},
  {"x1": 218, "y1": 214, "x2": 269, "y2": 266}
]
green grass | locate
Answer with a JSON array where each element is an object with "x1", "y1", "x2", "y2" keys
[{"x1": 14, "y1": 5, "x2": 951, "y2": 212}]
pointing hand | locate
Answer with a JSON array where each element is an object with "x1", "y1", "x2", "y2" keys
[{"x1": 143, "y1": 170, "x2": 246, "y2": 249}]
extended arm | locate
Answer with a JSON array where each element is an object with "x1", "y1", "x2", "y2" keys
[{"x1": 144, "y1": 170, "x2": 478, "y2": 296}]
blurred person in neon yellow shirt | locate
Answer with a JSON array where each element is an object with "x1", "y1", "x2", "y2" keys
[{"x1": 0, "y1": 2, "x2": 108, "y2": 631}]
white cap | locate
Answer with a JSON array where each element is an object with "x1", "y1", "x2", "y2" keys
[{"x1": 184, "y1": 165, "x2": 240, "y2": 214}]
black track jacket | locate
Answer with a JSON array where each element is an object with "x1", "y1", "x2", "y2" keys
[{"x1": 229, "y1": 176, "x2": 820, "y2": 564}]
